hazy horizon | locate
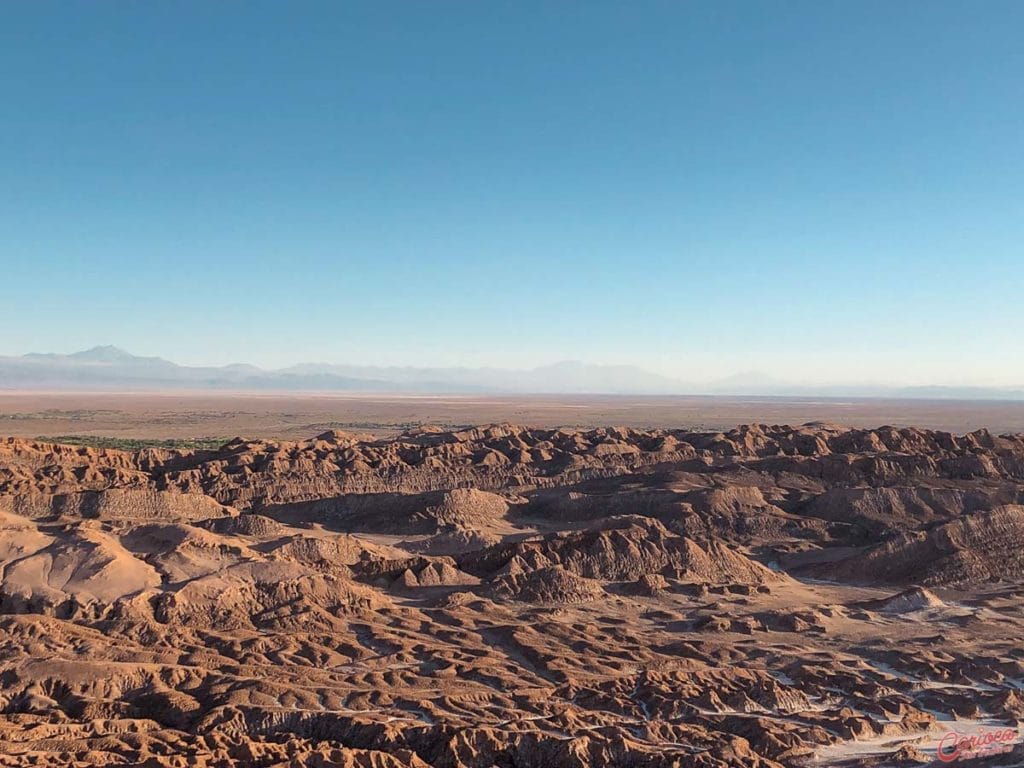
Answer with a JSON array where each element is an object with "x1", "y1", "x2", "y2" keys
[{"x1": 3, "y1": 344, "x2": 1024, "y2": 395}]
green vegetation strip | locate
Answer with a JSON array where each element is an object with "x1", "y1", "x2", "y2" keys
[{"x1": 38, "y1": 436, "x2": 229, "y2": 451}]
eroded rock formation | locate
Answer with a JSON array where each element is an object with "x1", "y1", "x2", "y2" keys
[{"x1": 1, "y1": 423, "x2": 1023, "y2": 766}]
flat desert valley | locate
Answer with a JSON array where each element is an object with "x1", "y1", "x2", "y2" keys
[
  {"x1": 5, "y1": 391, "x2": 1024, "y2": 441},
  {"x1": 1, "y1": 393, "x2": 1024, "y2": 767}
]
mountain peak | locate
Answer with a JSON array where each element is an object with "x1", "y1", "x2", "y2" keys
[{"x1": 69, "y1": 345, "x2": 138, "y2": 362}]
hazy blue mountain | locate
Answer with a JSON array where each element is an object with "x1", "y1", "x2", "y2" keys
[
  {"x1": 0, "y1": 347, "x2": 686, "y2": 394},
  {"x1": 1, "y1": 347, "x2": 1022, "y2": 399}
]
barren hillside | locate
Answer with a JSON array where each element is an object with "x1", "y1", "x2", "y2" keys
[{"x1": 0, "y1": 423, "x2": 1022, "y2": 766}]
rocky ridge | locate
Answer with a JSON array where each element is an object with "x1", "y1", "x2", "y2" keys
[{"x1": 0, "y1": 423, "x2": 1022, "y2": 767}]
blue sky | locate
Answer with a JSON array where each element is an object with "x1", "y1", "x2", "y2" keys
[{"x1": 2, "y1": 2, "x2": 1022, "y2": 385}]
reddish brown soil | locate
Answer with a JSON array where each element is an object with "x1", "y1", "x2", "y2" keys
[{"x1": 1, "y1": 422, "x2": 1023, "y2": 767}]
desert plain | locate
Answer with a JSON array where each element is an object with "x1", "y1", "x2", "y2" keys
[{"x1": 5, "y1": 391, "x2": 1024, "y2": 441}]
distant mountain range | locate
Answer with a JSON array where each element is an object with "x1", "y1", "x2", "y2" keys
[
  {"x1": 2, "y1": 346, "x2": 1024, "y2": 400},
  {"x1": 0, "y1": 347, "x2": 688, "y2": 394}
]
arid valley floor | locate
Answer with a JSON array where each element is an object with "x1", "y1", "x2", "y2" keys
[
  {"x1": 1, "y1": 396, "x2": 1024, "y2": 766},
  {"x1": 5, "y1": 392, "x2": 1024, "y2": 441}
]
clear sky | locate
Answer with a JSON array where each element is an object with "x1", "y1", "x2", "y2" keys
[{"x1": 2, "y1": 2, "x2": 1022, "y2": 385}]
